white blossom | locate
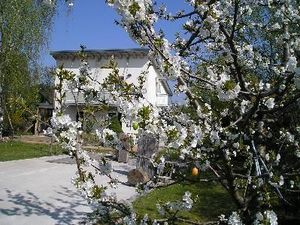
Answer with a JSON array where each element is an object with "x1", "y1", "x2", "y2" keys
[
  {"x1": 286, "y1": 56, "x2": 297, "y2": 72},
  {"x1": 254, "y1": 210, "x2": 278, "y2": 225},
  {"x1": 182, "y1": 191, "x2": 193, "y2": 210},
  {"x1": 279, "y1": 175, "x2": 284, "y2": 186},
  {"x1": 228, "y1": 212, "x2": 244, "y2": 225},
  {"x1": 264, "y1": 98, "x2": 275, "y2": 109}
]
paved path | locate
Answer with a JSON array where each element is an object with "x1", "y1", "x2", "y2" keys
[{"x1": 0, "y1": 155, "x2": 137, "y2": 225}]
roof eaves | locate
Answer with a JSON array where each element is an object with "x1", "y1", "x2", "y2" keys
[{"x1": 50, "y1": 48, "x2": 149, "y2": 58}]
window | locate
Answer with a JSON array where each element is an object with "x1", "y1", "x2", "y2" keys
[{"x1": 156, "y1": 78, "x2": 164, "y2": 95}]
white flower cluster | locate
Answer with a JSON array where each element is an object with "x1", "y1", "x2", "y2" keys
[
  {"x1": 254, "y1": 210, "x2": 278, "y2": 225},
  {"x1": 181, "y1": 191, "x2": 193, "y2": 210},
  {"x1": 97, "y1": 128, "x2": 118, "y2": 144},
  {"x1": 108, "y1": 0, "x2": 153, "y2": 23},
  {"x1": 48, "y1": 113, "x2": 82, "y2": 152},
  {"x1": 264, "y1": 98, "x2": 275, "y2": 110},
  {"x1": 228, "y1": 212, "x2": 244, "y2": 225},
  {"x1": 156, "y1": 191, "x2": 193, "y2": 217},
  {"x1": 123, "y1": 213, "x2": 137, "y2": 225}
]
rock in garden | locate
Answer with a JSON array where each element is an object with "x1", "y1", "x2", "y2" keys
[
  {"x1": 137, "y1": 133, "x2": 158, "y2": 178},
  {"x1": 118, "y1": 133, "x2": 129, "y2": 163},
  {"x1": 127, "y1": 168, "x2": 149, "y2": 185}
]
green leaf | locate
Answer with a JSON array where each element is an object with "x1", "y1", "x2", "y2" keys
[{"x1": 129, "y1": 1, "x2": 141, "y2": 17}]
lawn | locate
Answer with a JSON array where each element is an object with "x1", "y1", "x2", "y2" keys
[
  {"x1": 133, "y1": 181, "x2": 236, "y2": 224},
  {"x1": 0, "y1": 141, "x2": 66, "y2": 161}
]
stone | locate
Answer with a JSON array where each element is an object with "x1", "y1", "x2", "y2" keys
[
  {"x1": 118, "y1": 133, "x2": 129, "y2": 163},
  {"x1": 136, "y1": 133, "x2": 159, "y2": 178},
  {"x1": 127, "y1": 168, "x2": 149, "y2": 185},
  {"x1": 118, "y1": 149, "x2": 129, "y2": 163}
]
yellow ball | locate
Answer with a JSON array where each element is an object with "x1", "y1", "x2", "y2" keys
[{"x1": 191, "y1": 167, "x2": 199, "y2": 176}]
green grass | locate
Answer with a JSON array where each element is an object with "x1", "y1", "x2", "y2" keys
[
  {"x1": 0, "y1": 141, "x2": 66, "y2": 161},
  {"x1": 133, "y1": 181, "x2": 236, "y2": 223}
]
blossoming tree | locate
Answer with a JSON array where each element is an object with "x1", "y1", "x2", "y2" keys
[{"x1": 49, "y1": 0, "x2": 300, "y2": 224}]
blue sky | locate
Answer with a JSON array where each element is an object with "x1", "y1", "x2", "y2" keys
[
  {"x1": 41, "y1": 0, "x2": 136, "y2": 66},
  {"x1": 41, "y1": 0, "x2": 189, "y2": 67}
]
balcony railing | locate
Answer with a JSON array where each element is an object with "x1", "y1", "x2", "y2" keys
[
  {"x1": 64, "y1": 91, "x2": 112, "y2": 105},
  {"x1": 64, "y1": 91, "x2": 169, "y2": 107}
]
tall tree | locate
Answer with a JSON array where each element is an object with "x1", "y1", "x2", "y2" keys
[{"x1": 0, "y1": 0, "x2": 55, "y2": 135}]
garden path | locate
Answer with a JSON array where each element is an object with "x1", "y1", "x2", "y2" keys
[{"x1": 0, "y1": 155, "x2": 136, "y2": 225}]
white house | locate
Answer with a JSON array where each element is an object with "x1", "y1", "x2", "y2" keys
[{"x1": 50, "y1": 48, "x2": 172, "y2": 133}]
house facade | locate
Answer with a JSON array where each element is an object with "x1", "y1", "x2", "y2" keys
[{"x1": 50, "y1": 48, "x2": 171, "y2": 133}]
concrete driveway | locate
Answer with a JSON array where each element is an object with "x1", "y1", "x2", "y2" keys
[{"x1": 0, "y1": 155, "x2": 137, "y2": 225}]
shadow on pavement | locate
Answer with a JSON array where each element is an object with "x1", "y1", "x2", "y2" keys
[{"x1": 0, "y1": 186, "x2": 91, "y2": 225}]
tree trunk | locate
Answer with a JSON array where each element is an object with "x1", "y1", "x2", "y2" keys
[
  {"x1": 34, "y1": 107, "x2": 39, "y2": 135},
  {"x1": 3, "y1": 103, "x2": 14, "y2": 137}
]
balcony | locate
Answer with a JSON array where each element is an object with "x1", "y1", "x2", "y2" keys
[{"x1": 64, "y1": 91, "x2": 112, "y2": 105}]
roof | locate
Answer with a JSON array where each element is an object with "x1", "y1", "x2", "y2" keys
[{"x1": 50, "y1": 48, "x2": 149, "y2": 60}]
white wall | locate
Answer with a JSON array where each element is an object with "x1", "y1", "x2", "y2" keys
[
  {"x1": 55, "y1": 55, "x2": 169, "y2": 107},
  {"x1": 54, "y1": 53, "x2": 170, "y2": 133},
  {"x1": 56, "y1": 56, "x2": 149, "y2": 85}
]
